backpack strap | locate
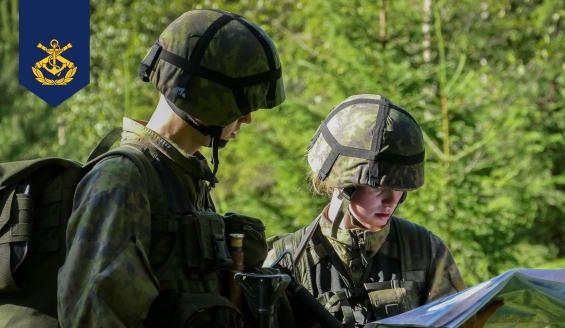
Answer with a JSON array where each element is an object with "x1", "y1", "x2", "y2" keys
[
  {"x1": 85, "y1": 127, "x2": 123, "y2": 162},
  {"x1": 311, "y1": 226, "x2": 355, "y2": 290},
  {"x1": 292, "y1": 214, "x2": 322, "y2": 267},
  {"x1": 84, "y1": 144, "x2": 161, "y2": 199}
]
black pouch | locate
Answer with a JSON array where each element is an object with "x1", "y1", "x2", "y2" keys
[
  {"x1": 181, "y1": 211, "x2": 232, "y2": 271},
  {"x1": 223, "y1": 212, "x2": 268, "y2": 270}
]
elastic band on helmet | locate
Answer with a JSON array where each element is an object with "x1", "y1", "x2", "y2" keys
[
  {"x1": 314, "y1": 97, "x2": 425, "y2": 182},
  {"x1": 369, "y1": 97, "x2": 391, "y2": 181},
  {"x1": 142, "y1": 12, "x2": 282, "y2": 114}
]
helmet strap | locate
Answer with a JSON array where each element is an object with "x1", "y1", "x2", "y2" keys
[
  {"x1": 209, "y1": 126, "x2": 224, "y2": 187},
  {"x1": 328, "y1": 189, "x2": 348, "y2": 238},
  {"x1": 399, "y1": 192, "x2": 407, "y2": 204}
]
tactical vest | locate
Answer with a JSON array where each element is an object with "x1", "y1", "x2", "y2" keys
[
  {"x1": 274, "y1": 216, "x2": 432, "y2": 328},
  {"x1": 126, "y1": 144, "x2": 272, "y2": 328}
]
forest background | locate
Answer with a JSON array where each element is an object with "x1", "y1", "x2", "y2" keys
[{"x1": 0, "y1": 0, "x2": 563, "y2": 285}]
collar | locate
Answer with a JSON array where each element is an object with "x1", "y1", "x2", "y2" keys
[
  {"x1": 320, "y1": 206, "x2": 391, "y2": 262},
  {"x1": 121, "y1": 117, "x2": 216, "y2": 183}
]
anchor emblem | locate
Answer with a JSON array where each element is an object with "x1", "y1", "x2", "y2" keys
[{"x1": 32, "y1": 39, "x2": 77, "y2": 86}]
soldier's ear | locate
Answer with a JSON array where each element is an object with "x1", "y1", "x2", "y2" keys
[{"x1": 399, "y1": 192, "x2": 407, "y2": 204}]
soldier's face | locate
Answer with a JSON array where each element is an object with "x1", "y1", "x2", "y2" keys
[
  {"x1": 220, "y1": 113, "x2": 252, "y2": 141},
  {"x1": 348, "y1": 185, "x2": 404, "y2": 230}
]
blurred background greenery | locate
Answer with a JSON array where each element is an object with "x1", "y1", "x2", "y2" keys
[{"x1": 0, "y1": 0, "x2": 563, "y2": 285}]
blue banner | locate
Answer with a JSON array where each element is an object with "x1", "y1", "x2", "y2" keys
[{"x1": 19, "y1": 0, "x2": 90, "y2": 107}]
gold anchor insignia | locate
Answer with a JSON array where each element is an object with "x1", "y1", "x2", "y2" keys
[{"x1": 32, "y1": 39, "x2": 78, "y2": 86}]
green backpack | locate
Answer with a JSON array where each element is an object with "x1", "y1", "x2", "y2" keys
[{"x1": 0, "y1": 129, "x2": 155, "y2": 327}]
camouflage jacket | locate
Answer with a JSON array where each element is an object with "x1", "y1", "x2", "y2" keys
[
  {"x1": 57, "y1": 118, "x2": 220, "y2": 327},
  {"x1": 266, "y1": 208, "x2": 465, "y2": 327}
]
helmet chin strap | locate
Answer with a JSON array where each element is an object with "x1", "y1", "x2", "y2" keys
[
  {"x1": 328, "y1": 189, "x2": 348, "y2": 238},
  {"x1": 209, "y1": 126, "x2": 224, "y2": 180},
  {"x1": 165, "y1": 98, "x2": 226, "y2": 187}
]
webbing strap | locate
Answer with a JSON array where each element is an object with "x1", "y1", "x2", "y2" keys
[
  {"x1": 0, "y1": 243, "x2": 19, "y2": 291},
  {"x1": 317, "y1": 126, "x2": 424, "y2": 181},
  {"x1": 158, "y1": 49, "x2": 282, "y2": 89},
  {"x1": 86, "y1": 127, "x2": 123, "y2": 162},
  {"x1": 140, "y1": 42, "x2": 163, "y2": 82},
  {"x1": 233, "y1": 15, "x2": 279, "y2": 106},
  {"x1": 84, "y1": 144, "x2": 163, "y2": 210},
  {"x1": 209, "y1": 126, "x2": 223, "y2": 179},
  {"x1": 0, "y1": 189, "x2": 14, "y2": 229},
  {"x1": 110, "y1": 140, "x2": 196, "y2": 215},
  {"x1": 292, "y1": 214, "x2": 322, "y2": 266},
  {"x1": 0, "y1": 193, "x2": 32, "y2": 244},
  {"x1": 369, "y1": 97, "x2": 391, "y2": 180},
  {"x1": 172, "y1": 13, "x2": 234, "y2": 101},
  {"x1": 312, "y1": 227, "x2": 355, "y2": 290},
  {"x1": 163, "y1": 98, "x2": 217, "y2": 137},
  {"x1": 148, "y1": 148, "x2": 196, "y2": 214},
  {"x1": 308, "y1": 98, "x2": 380, "y2": 152}
]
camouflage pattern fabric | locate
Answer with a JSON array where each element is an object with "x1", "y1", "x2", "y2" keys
[
  {"x1": 308, "y1": 94, "x2": 425, "y2": 191},
  {"x1": 266, "y1": 208, "x2": 466, "y2": 325},
  {"x1": 318, "y1": 210, "x2": 391, "y2": 284},
  {"x1": 57, "y1": 118, "x2": 220, "y2": 327},
  {"x1": 265, "y1": 93, "x2": 462, "y2": 325},
  {"x1": 147, "y1": 10, "x2": 285, "y2": 126}
]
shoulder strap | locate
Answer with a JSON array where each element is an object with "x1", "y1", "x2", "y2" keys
[
  {"x1": 86, "y1": 127, "x2": 123, "y2": 162},
  {"x1": 83, "y1": 144, "x2": 160, "y2": 197},
  {"x1": 392, "y1": 217, "x2": 431, "y2": 283},
  {"x1": 292, "y1": 214, "x2": 322, "y2": 266},
  {"x1": 311, "y1": 226, "x2": 355, "y2": 290}
]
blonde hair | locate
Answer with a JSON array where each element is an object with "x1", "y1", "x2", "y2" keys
[{"x1": 308, "y1": 171, "x2": 335, "y2": 197}]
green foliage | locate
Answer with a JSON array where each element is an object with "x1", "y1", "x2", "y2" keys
[{"x1": 0, "y1": 0, "x2": 563, "y2": 285}]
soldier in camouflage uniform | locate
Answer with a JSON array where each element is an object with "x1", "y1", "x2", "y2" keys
[
  {"x1": 57, "y1": 9, "x2": 287, "y2": 327},
  {"x1": 266, "y1": 94, "x2": 465, "y2": 328}
]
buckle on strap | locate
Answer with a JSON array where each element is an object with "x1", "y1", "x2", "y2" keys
[
  {"x1": 385, "y1": 303, "x2": 400, "y2": 316},
  {"x1": 139, "y1": 42, "x2": 163, "y2": 82}
]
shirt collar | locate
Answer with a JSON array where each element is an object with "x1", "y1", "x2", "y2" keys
[
  {"x1": 320, "y1": 206, "x2": 391, "y2": 258},
  {"x1": 121, "y1": 117, "x2": 216, "y2": 183}
]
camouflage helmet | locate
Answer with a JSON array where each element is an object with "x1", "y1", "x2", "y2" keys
[
  {"x1": 139, "y1": 9, "x2": 285, "y2": 127},
  {"x1": 308, "y1": 94, "x2": 425, "y2": 191}
]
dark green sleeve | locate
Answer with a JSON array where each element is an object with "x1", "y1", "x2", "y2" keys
[{"x1": 57, "y1": 157, "x2": 158, "y2": 328}]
